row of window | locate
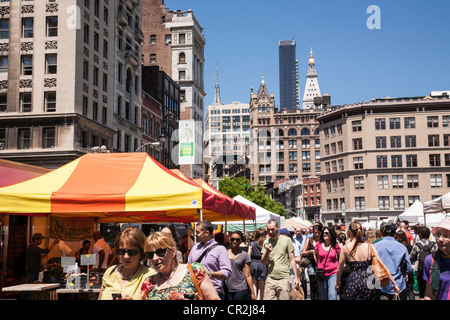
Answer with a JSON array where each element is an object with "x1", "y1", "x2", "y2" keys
[
  {"x1": 0, "y1": 91, "x2": 56, "y2": 113},
  {"x1": 258, "y1": 162, "x2": 320, "y2": 173},
  {"x1": 0, "y1": 127, "x2": 56, "y2": 150},
  {"x1": 0, "y1": 17, "x2": 58, "y2": 40},
  {"x1": 323, "y1": 115, "x2": 450, "y2": 139},
  {"x1": 0, "y1": 53, "x2": 57, "y2": 76},
  {"x1": 326, "y1": 196, "x2": 423, "y2": 211}
]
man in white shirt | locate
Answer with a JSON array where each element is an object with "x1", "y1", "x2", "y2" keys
[{"x1": 93, "y1": 231, "x2": 112, "y2": 271}]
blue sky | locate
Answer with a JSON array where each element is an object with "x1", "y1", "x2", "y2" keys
[{"x1": 165, "y1": 0, "x2": 450, "y2": 109}]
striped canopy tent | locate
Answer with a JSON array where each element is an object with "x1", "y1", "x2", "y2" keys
[
  {"x1": 0, "y1": 153, "x2": 253, "y2": 223},
  {"x1": 0, "y1": 159, "x2": 50, "y2": 188},
  {"x1": 169, "y1": 170, "x2": 255, "y2": 221}
]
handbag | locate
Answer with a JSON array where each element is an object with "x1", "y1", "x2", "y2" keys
[
  {"x1": 188, "y1": 264, "x2": 204, "y2": 300},
  {"x1": 290, "y1": 285, "x2": 305, "y2": 300},
  {"x1": 369, "y1": 244, "x2": 391, "y2": 287},
  {"x1": 316, "y1": 245, "x2": 331, "y2": 281}
]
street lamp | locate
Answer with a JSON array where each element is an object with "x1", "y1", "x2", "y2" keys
[{"x1": 135, "y1": 141, "x2": 160, "y2": 153}]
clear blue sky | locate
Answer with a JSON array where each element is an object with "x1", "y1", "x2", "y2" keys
[{"x1": 165, "y1": 0, "x2": 450, "y2": 109}]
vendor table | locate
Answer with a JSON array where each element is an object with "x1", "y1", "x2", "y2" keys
[
  {"x1": 55, "y1": 288, "x2": 100, "y2": 300},
  {"x1": 2, "y1": 283, "x2": 60, "y2": 300}
]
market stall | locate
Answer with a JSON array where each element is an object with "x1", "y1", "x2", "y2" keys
[{"x1": 0, "y1": 153, "x2": 255, "y2": 223}]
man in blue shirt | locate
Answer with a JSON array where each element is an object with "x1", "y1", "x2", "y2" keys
[{"x1": 374, "y1": 222, "x2": 413, "y2": 300}]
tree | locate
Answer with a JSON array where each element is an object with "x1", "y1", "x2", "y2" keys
[{"x1": 219, "y1": 177, "x2": 287, "y2": 217}]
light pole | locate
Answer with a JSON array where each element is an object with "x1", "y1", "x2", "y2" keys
[{"x1": 135, "y1": 141, "x2": 160, "y2": 153}]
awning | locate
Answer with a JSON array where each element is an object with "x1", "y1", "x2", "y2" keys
[{"x1": 0, "y1": 153, "x2": 252, "y2": 223}]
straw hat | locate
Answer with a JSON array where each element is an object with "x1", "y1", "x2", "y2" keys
[{"x1": 432, "y1": 217, "x2": 450, "y2": 236}]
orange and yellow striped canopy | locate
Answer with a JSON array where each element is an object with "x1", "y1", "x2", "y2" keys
[{"x1": 0, "y1": 153, "x2": 252, "y2": 223}]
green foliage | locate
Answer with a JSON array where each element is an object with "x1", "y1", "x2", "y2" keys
[{"x1": 219, "y1": 177, "x2": 287, "y2": 217}]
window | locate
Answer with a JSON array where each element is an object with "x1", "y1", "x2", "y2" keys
[
  {"x1": 0, "y1": 19, "x2": 9, "y2": 39},
  {"x1": 375, "y1": 118, "x2": 386, "y2": 130},
  {"x1": 0, "y1": 93, "x2": 5, "y2": 112},
  {"x1": 391, "y1": 155, "x2": 402, "y2": 168},
  {"x1": 302, "y1": 151, "x2": 310, "y2": 160},
  {"x1": 83, "y1": 60, "x2": 89, "y2": 80},
  {"x1": 20, "y1": 93, "x2": 32, "y2": 112},
  {"x1": 353, "y1": 138, "x2": 363, "y2": 150},
  {"x1": 301, "y1": 128, "x2": 310, "y2": 136},
  {"x1": 444, "y1": 134, "x2": 450, "y2": 147},
  {"x1": 289, "y1": 140, "x2": 297, "y2": 148},
  {"x1": 407, "y1": 175, "x2": 419, "y2": 188},
  {"x1": 102, "y1": 107, "x2": 107, "y2": 125},
  {"x1": 103, "y1": 7, "x2": 108, "y2": 26},
  {"x1": 102, "y1": 73, "x2": 107, "y2": 92},
  {"x1": 94, "y1": 32, "x2": 99, "y2": 51},
  {"x1": 393, "y1": 196, "x2": 405, "y2": 209},
  {"x1": 354, "y1": 176, "x2": 364, "y2": 190},
  {"x1": 42, "y1": 127, "x2": 55, "y2": 148},
  {"x1": 376, "y1": 155, "x2": 387, "y2": 168},
  {"x1": 406, "y1": 154, "x2": 418, "y2": 167},
  {"x1": 44, "y1": 92, "x2": 56, "y2": 112},
  {"x1": 93, "y1": 67, "x2": 99, "y2": 86},
  {"x1": 18, "y1": 128, "x2": 31, "y2": 149},
  {"x1": 92, "y1": 101, "x2": 98, "y2": 121},
  {"x1": 178, "y1": 52, "x2": 186, "y2": 63},
  {"x1": 46, "y1": 17, "x2": 58, "y2": 37},
  {"x1": 22, "y1": 18, "x2": 33, "y2": 38},
  {"x1": 405, "y1": 135, "x2": 416, "y2": 148},
  {"x1": 21, "y1": 55, "x2": 33, "y2": 75},
  {"x1": 390, "y1": 136, "x2": 401, "y2": 148},
  {"x1": 302, "y1": 163, "x2": 311, "y2": 172},
  {"x1": 429, "y1": 154, "x2": 441, "y2": 167},
  {"x1": 289, "y1": 151, "x2": 297, "y2": 160},
  {"x1": 45, "y1": 54, "x2": 57, "y2": 74},
  {"x1": 150, "y1": 54, "x2": 156, "y2": 63},
  {"x1": 0, "y1": 128, "x2": 5, "y2": 150},
  {"x1": 446, "y1": 154, "x2": 450, "y2": 166},
  {"x1": 179, "y1": 70, "x2": 186, "y2": 81},
  {"x1": 427, "y1": 116, "x2": 439, "y2": 128},
  {"x1": 353, "y1": 157, "x2": 363, "y2": 169},
  {"x1": 428, "y1": 135, "x2": 440, "y2": 147},
  {"x1": 430, "y1": 174, "x2": 442, "y2": 188},
  {"x1": 443, "y1": 116, "x2": 450, "y2": 127},
  {"x1": 83, "y1": 24, "x2": 89, "y2": 44},
  {"x1": 378, "y1": 175, "x2": 389, "y2": 189},
  {"x1": 103, "y1": 40, "x2": 108, "y2": 59},
  {"x1": 179, "y1": 33, "x2": 185, "y2": 44},
  {"x1": 94, "y1": 0, "x2": 99, "y2": 17},
  {"x1": 389, "y1": 118, "x2": 400, "y2": 129},
  {"x1": 288, "y1": 128, "x2": 297, "y2": 136},
  {"x1": 82, "y1": 96, "x2": 88, "y2": 116},
  {"x1": 289, "y1": 163, "x2": 297, "y2": 172},
  {"x1": 355, "y1": 197, "x2": 365, "y2": 210},
  {"x1": 404, "y1": 117, "x2": 415, "y2": 129},
  {"x1": 376, "y1": 136, "x2": 386, "y2": 149},
  {"x1": 352, "y1": 120, "x2": 362, "y2": 132},
  {"x1": 392, "y1": 175, "x2": 404, "y2": 188},
  {"x1": 0, "y1": 56, "x2": 7, "y2": 75},
  {"x1": 302, "y1": 139, "x2": 310, "y2": 148},
  {"x1": 379, "y1": 196, "x2": 390, "y2": 209},
  {"x1": 142, "y1": 114, "x2": 148, "y2": 135},
  {"x1": 150, "y1": 34, "x2": 156, "y2": 44}
]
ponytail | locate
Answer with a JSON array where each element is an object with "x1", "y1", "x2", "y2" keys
[{"x1": 349, "y1": 222, "x2": 364, "y2": 255}]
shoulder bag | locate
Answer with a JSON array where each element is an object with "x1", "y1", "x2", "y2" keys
[
  {"x1": 188, "y1": 263, "x2": 204, "y2": 300},
  {"x1": 316, "y1": 245, "x2": 331, "y2": 281},
  {"x1": 369, "y1": 244, "x2": 391, "y2": 287}
]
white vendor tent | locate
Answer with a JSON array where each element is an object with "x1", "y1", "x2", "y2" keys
[
  {"x1": 212, "y1": 195, "x2": 281, "y2": 232},
  {"x1": 284, "y1": 217, "x2": 313, "y2": 229},
  {"x1": 397, "y1": 200, "x2": 424, "y2": 224},
  {"x1": 423, "y1": 192, "x2": 450, "y2": 214}
]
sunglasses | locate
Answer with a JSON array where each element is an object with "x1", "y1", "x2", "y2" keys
[
  {"x1": 230, "y1": 237, "x2": 241, "y2": 243},
  {"x1": 116, "y1": 248, "x2": 139, "y2": 256},
  {"x1": 145, "y1": 248, "x2": 169, "y2": 259}
]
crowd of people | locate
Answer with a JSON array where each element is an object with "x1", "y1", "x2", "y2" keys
[{"x1": 26, "y1": 217, "x2": 450, "y2": 300}]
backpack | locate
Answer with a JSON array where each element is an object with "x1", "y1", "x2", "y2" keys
[{"x1": 416, "y1": 241, "x2": 434, "y2": 275}]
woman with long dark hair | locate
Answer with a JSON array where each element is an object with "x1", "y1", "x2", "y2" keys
[
  {"x1": 248, "y1": 228, "x2": 268, "y2": 300},
  {"x1": 314, "y1": 226, "x2": 341, "y2": 300},
  {"x1": 302, "y1": 224, "x2": 322, "y2": 300}
]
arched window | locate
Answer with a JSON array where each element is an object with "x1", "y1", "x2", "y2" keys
[
  {"x1": 274, "y1": 128, "x2": 284, "y2": 137},
  {"x1": 301, "y1": 128, "x2": 310, "y2": 136},
  {"x1": 179, "y1": 52, "x2": 186, "y2": 63},
  {"x1": 314, "y1": 128, "x2": 320, "y2": 135},
  {"x1": 288, "y1": 128, "x2": 297, "y2": 136}
]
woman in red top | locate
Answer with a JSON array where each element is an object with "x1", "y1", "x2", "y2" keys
[{"x1": 314, "y1": 226, "x2": 341, "y2": 300}]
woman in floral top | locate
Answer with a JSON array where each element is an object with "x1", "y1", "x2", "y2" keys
[{"x1": 140, "y1": 232, "x2": 220, "y2": 300}]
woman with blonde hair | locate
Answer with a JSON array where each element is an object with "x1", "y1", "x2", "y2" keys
[
  {"x1": 365, "y1": 229, "x2": 377, "y2": 244},
  {"x1": 140, "y1": 232, "x2": 220, "y2": 300},
  {"x1": 335, "y1": 222, "x2": 399, "y2": 300},
  {"x1": 99, "y1": 227, "x2": 156, "y2": 300}
]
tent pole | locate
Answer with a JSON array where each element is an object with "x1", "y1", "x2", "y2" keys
[
  {"x1": 243, "y1": 218, "x2": 246, "y2": 234},
  {"x1": 225, "y1": 214, "x2": 227, "y2": 234}
]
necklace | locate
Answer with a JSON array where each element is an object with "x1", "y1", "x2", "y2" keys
[
  {"x1": 121, "y1": 264, "x2": 140, "y2": 281},
  {"x1": 160, "y1": 264, "x2": 178, "y2": 286}
]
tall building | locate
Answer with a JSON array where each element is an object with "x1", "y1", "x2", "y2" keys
[
  {"x1": 0, "y1": 0, "x2": 143, "y2": 168},
  {"x1": 249, "y1": 76, "x2": 330, "y2": 186},
  {"x1": 302, "y1": 49, "x2": 321, "y2": 110},
  {"x1": 317, "y1": 92, "x2": 450, "y2": 226},
  {"x1": 279, "y1": 39, "x2": 299, "y2": 110},
  {"x1": 142, "y1": 0, "x2": 206, "y2": 178},
  {"x1": 204, "y1": 68, "x2": 250, "y2": 183}
]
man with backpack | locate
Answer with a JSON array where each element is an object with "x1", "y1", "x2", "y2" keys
[{"x1": 410, "y1": 226, "x2": 438, "y2": 299}]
